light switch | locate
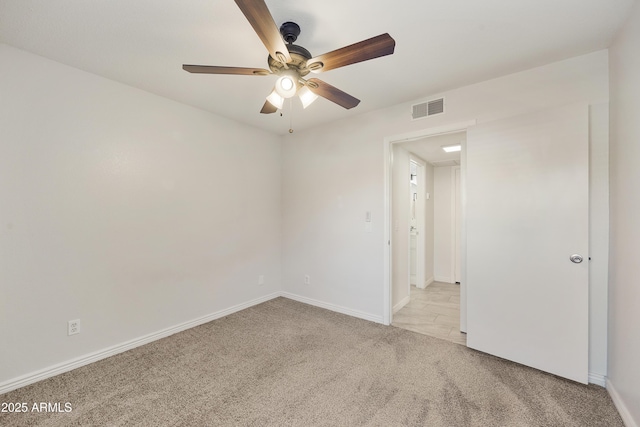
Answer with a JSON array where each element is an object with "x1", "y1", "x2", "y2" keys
[
  {"x1": 365, "y1": 222, "x2": 373, "y2": 233},
  {"x1": 425, "y1": 192, "x2": 430, "y2": 200},
  {"x1": 365, "y1": 211, "x2": 372, "y2": 222}
]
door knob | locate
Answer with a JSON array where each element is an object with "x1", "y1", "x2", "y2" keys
[{"x1": 570, "y1": 254, "x2": 583, "y2": 264}]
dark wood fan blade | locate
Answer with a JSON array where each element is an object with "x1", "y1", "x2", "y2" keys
[
  {"x1": 260, "y1": 100, "x2": 278, "y2": 114},
  {"x1": 183, "y1": 65, "x2": 271, "y2": 75},
  {"x1": 234, "y1": 0, "x2": 291, "y2": 64},
  {"x1": 306, "y1": 78, "x2": 360, "y2": 109},
  {"x1": 306, "y1": 33, "x2": 395, "y2": 73}
]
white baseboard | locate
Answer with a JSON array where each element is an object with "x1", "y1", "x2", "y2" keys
[
  {"x1": 434, "y1": 276, "x2": 453, "y2": 283},
  {"x1": 392, "y1": 295, "x2": 411, "y2": 314},
  {"x1": 0, "y1": 292, "x2": 281, "y2": 395},
  {"x1": 607, "y1": 378, "x2": 639, "y2": 427},
  {"x1": 416, "y1": 277, "x2": 434, "y2": 290},
  {"x1": 588, "y1": 372, "x2": 606, "y2": 387},
  {"x1": 2, "y1": 292, "x2": 384, "y2": 395},
  {"x1": 281, "y1": 292, "x2": 384, "y2": 324}
]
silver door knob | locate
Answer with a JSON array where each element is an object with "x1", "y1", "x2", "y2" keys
[{"x1": 570, "y1": 254, "x2": 583, "y2": 264}]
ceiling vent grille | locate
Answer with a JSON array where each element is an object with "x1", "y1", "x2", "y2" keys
[{"x1": 411, "y1": 98, "x2": 445, "y2": 120}]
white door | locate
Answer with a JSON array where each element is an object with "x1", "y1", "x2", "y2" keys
[
  {"x1": 410, "y1": 161, "x2": 418, "y2": 286},
  {"x1": 410, "y1": 158, "x2": 426, "y2": 289},
  {"x1": 410, "y1": 232, "x2": 417, "y2": 285},
  {"x1": 466, "y1": 104, "x2": 589, "y2": 384}
]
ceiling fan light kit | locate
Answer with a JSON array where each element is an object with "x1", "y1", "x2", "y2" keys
[
  {"x1": 275, "y1": 69, "x2": 299, "y2": 99},
  {"x1": 266, "y1": 89, "x2": 284, "y2": 110},
  {"x1": 298, "y1": 86, "x2": 319, "y2": 109},
  {"x1": 183, "y1": 0, "x2": 396, "y2": 117}
]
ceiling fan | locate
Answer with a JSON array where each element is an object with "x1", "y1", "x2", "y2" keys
[{"x1": 183, "y1": 0, "x2": 396, "y2": 114}]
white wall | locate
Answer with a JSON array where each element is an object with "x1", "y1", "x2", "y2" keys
[
  {"x1": 424, "y1": 162, "x2": 435, "y2": 285},
  {"x1": 280, "y1": 118, "x2": 385, "y2": 322},
  {"x1": 433, "y1": 166, "x2": 454, "y2": 283},
  {"x1": 391, "y1": 145, "x2": 410, "y2": 311},
  {"x1": 608, "y1": 2, "x2": 640, "y2": 424},
  {"x1": 0, "y1": 44, "x2": 283, "y2": 388},
  {"x1": 281, "y1": 50, "x2": 610, "y2": 380}
]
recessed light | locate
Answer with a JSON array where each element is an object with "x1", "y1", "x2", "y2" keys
[{"x1": 442, "y1": 144, "x2": 461, "y2": 153}]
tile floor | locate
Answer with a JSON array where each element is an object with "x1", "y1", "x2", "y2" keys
[{"x1": 392, "y1": 281, "x2": 467, "y2": 345}]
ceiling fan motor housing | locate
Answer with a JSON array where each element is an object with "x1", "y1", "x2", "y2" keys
[
  {"x1": 268, "y1": 21, "x2": 312, "y2": 77},
  {"x1": 280, "y1": 21, "x2": 301, "y2": 44},
  {"x1": 268, "y1": 43, "x2": 312, "y2": 76}
]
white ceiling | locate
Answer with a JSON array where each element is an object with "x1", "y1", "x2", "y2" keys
[
  {"x1": 0, "y1": 0, "x2": 634, "y2": 135},
  {"x1": 399, "y1": 132, "x2": 465, "y2": 166}
]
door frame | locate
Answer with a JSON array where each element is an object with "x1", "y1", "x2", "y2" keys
[
  {"x1": 383, "y1": 120, "x2": 476, "y2": 325},
  {"x1": 452, "y1": 165, "x2": 461, "y2": 284}
]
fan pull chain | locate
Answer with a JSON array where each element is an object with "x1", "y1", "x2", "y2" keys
[{"x1": 289, "y1": 98, "x2": 294, "y2": 133}]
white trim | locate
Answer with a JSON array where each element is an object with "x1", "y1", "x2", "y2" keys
[
  {"x1": 434, "y1": 275, "x2": 454, "y2": 283},
  {"x1": 388, "y1": 121, "x2": 477, "y2": 145},
  {"x1": 452, "y1": 166, "x2": 462, "y2": 284},
  {"x1": 588, "y1": 372, "x2": 606, "y2": 387},
  {"x1": 607, "y1": 378, "x2": 639, "y2": 427},
  {"x1": 459, "y1": 139, "x2": 468, "y2": 332},
  {"x1": 383, "y1": 136, "x2": 392, "y2": 325},
  {"x1": 393, "y1": 295, "x2": 411, "y2": 314},
  {"x1": 451, "y1": 166, "x2": 458, "y2": 283},
  {"x1": 281, "y1": 292, "x2": 385, "y2": 324},
  {"x1": 0, "y1": 292, "x2": 281, "y2": 395},
  {"x1": 424, "y1": 276, "x2": 434, "y2": 288}
]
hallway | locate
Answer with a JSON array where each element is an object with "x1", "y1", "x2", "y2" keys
[{"x1": 392, "y1": 282, "x2": 466, "y2": 345}]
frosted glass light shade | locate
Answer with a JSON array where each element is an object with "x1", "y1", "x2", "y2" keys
[
  {"x1": 266, "y1": 90, "x2": 284, "y2": 109},
  {"x1": 275, "y1": 71, "x2": 298, "y2": 98},
  {"x1": 281, "y1": 76, "x2": 294, "y2": 91},
  {"x1": 298, "y1": 86, "x2": 319, "y2": 109}
]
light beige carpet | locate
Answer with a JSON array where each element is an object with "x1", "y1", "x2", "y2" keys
[{"x1": 0, "y1": 297, "x2": 623, "y2": 426}]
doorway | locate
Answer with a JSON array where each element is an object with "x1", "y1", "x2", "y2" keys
[
  {"x1": 389, "y1": 130, "x2": 466, "y2": 345},
  {"x1": 384, "y1": 106, "x2": 593, "y2": 383}
]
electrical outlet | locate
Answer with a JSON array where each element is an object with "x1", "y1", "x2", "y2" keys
[
  {"x1": 258, "y1": 275, "x2": 264, "y2": 286},
  {"x1": 304, "y1": 275, "x2": 311, "y2": 285},
  {"x1": 68, "y1": 319, "x2": 80, "y2": 336}
]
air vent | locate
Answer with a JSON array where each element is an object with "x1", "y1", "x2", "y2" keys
[
  {"x1": 412, "y1": 102, "x2": 428, "y2": 119},
  {"x1": 411, "y1": 98, "x2": 445, "y2": 120}
]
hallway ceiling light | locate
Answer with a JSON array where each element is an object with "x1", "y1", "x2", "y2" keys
[{"x1": 442, "y1": 144, "x2": 461, "y2": 153}]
